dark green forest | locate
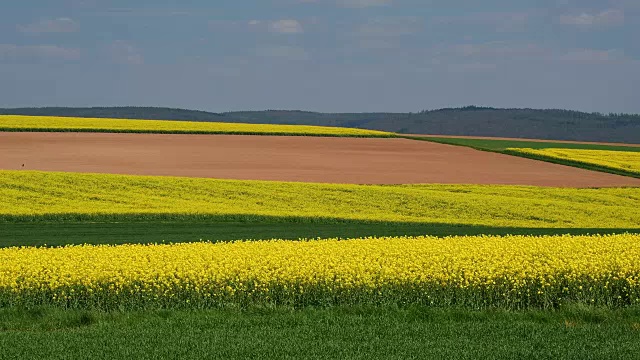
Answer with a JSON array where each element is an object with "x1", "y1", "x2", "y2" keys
[{"x1": 2, "y1": 105, "x2": 639, "y2": 143}]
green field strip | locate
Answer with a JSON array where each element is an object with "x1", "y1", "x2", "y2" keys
[
  {"x1": 2, "y1": 221, "x2": 637, "y2": 248},
  {"x1": 1, "y1": 306, "x2": 639, "y2": 360},
  {"x1": 405, "y1": 136, "x2": 640, "y2": 152},
  {"x1": 403, "y1": 135, "x2": 640, "y2": 178},
  {"x1": 504, "y1": 148, "x2": 640, "y2": 179},
  {"x1": 0, "y1": 115, "x2": 394, "y2": 137}
]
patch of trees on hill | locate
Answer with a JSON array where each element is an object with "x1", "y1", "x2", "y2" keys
[{"x1": 1, "y1": 106, "x2": 639, "y2": 144}]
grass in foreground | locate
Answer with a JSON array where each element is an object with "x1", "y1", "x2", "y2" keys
[
  {"x1": 0, "y1": 115, "x2": 393, "y2": 137},
  {"x1": 2, "y1": 171, "x2": 639, "y2": 229},
  {"x1": 2, "y1": 234, "x2": 639, "y2": 310},
  {"x1": 1, "y1": 306, "x2": 639, "y2": 360},
  {"x1": 506, "y1": 148, "x2": 640, "y2": 178}
]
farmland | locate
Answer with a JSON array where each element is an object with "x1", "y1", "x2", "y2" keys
[
  {"x1": 2, "y1": 234, "x2": 639, "y2": 310},
  {"x1": 0, "y1": 115, "x2": 392, "y2": 137},
  {"x1": 410, "y1": 135, "x2": 640, "y2": 152},
  {"x1": 1, "y1": 171, "x2": 639, "y2": 229},
  {"x1": 2, "y1": 120, "x2": 640, "y2": 358},
  {"x1": 3, "y1": 306, "x2": 640, "y2": 359},
  {"x1": 2, "y1": 171, "x2": 640, "y2": 310},
  {"x1": 3, "y1": 132, "x2": 640, "y2": 186},
  {"x1": 506, "y1": 148, "x2": 640, "y2": 178},
  {"x1": 411, "y1": 135, "x2": 640, "y2": 178}
]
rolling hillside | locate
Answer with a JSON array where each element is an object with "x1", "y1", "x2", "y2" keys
[{"x1": 2, "y1": 106, "x2": 639, "y2": 143}]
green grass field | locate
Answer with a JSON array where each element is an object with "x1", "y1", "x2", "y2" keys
[
  {"x1": 3, "y1": 221, "x2": 637, "y2": 248},
  {"x1": 410, "y1": 136, "x2": 640, "y2": 152},
  {"x1": 0, "y1": 115, "x2": 393, "y2": 137},
  {"x1": 407, "y1": 136, "x2": 640, "y2": 178},
  {"x1": 1, "y1": 306, "x2": 639, "y2": 359},
  {"x1": 505, "y1": 148, "x2": 640, "y2": 178}
]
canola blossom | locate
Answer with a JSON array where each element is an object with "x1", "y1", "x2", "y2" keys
[
  {"x1": 507, "y1": 148, "x2": 640, "y2": 177},
  {"x1": 2, "y1": 170, "x2": 640, "y2": 228},
  {"x1": 1, "y1": 234, "x2": 639, "y2": 310},
  {"x1": 0, "y1": 115, "x2": 392, "y2": 137}
]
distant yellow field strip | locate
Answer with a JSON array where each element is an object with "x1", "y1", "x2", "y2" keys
[
  {"x1": 1, "y1": 170, "x2": 639, "y2": 228},
  {"x1": 1, "y1": 234, "x2": 639, "y2": 309},
  {"x1": 507, "y1": 148, "x2": 640, "y2": 177},
  {"x1": 0, "y1": 115, "x2": 393, "y2": 137}
]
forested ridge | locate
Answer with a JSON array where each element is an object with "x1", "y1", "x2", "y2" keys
[{"x1": 2, "y1": 105, "x2": 639, "y2": 143}]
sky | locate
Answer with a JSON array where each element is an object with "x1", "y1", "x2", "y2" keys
[{"x1": 1, "y1": 0, "x2": 639, "y2": 113}]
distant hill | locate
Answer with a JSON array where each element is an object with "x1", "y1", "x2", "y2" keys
[
  {"x1": 2, "y1": 106, "x2": 639, "y2": 144},
  {"x1": 0, "y1": 107, "x2": 225, "y2": 122}
]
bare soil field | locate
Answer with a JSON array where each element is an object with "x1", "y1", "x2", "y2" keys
[{"x1": 1, "y1": 132, "x2": 639, "y2": 187}]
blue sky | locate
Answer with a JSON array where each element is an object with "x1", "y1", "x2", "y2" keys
[{"x1": 1, "y1": 0, "x2": 638, "y2": 113}]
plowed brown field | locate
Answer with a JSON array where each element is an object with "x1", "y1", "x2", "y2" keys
[{"x1": 1, "y1": 132, "x2": 639, "y2": 187}]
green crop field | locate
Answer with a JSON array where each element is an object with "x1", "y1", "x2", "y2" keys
[
  {"x1": 505, "y1": 148, "x2": 640, "y2": 178},
  {"x1": 407, "y1": 136, "x2": 640, "y2": 178},
  {"x1": 409, "y1": 136, "x2": 640, "y2": 152},
  {"x1": 2, "y1": 306, "x2": 640, "y2": 359},
  {"x1": 0, "y1": 115, "x2": 393, "y2": 137}
]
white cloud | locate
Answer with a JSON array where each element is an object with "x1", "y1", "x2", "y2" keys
[
  {"x1": 108, "y1": 41, "x2": 144, "y2": 65},
  {"x1": 558, "y1": 9, "x2": 624, "y2": 27},
  {"x1": 268, "y1": 19, "x2": 304, "y2": 34},
  {"x1": 18, "y1": 18, "x2": 79, "y2": 34},
  {"x1": 0, "y1": 44, "x2": 81, "y2": 62}
]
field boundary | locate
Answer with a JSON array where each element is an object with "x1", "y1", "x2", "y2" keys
[
  {"x1": 502, "y1": 149, "x2": 640, "y2": 179},
  {"x1": 403, "y1": 135, "x2": 640, "y2": 179},
  {"x1": 0, "y1": 212, "x2": 416, "y2": 224},
  {"x1": 0, "y1": 127, "x2": 397, "y2": 138},
  {"x1": 408, "y1": 134, "x2": 640, "y2": 147}
]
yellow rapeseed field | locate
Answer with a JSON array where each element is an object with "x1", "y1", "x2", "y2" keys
[
  {"x1": 1, "y1": 234, "x2": 638, "y2": 309},
  {"x1": 1, "y1": 170, "x2": 640, "y2": 228},
  {"x1": 0, "y1": 115, "x2": 392, "y2": 137},
  {"x1": 507, "y1": 148, "x2": 640, "y2": 177}
]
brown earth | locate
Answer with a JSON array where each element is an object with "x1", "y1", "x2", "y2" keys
[{"x1": 1, "y1": 132, "x2": 639, "y2": 187}]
